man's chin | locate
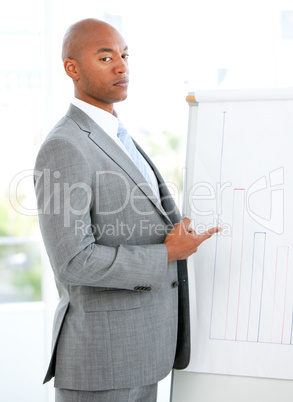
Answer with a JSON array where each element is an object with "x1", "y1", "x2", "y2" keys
[{"x1": 113, "y1": 93, "x2": 128, "y2": 104}]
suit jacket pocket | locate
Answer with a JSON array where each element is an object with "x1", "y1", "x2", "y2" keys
[{"x1": 81, "y1": 289, "x2": 141, "y2": 312}]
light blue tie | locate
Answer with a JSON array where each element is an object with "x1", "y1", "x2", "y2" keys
[{"x1": 117, "y1": 121, "x2": 154, "y2": 190}]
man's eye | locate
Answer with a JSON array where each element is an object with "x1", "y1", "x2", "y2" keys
[
  {"x1": 122, "y1": 54, "x2": 129, "y2": 59},
  {"x1": 101, "y1": 57, "x2": 111, "y2": 62}
]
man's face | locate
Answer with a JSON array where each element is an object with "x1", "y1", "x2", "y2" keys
[{"x1": 75, "y1": 25, "x2": 129, "y2": 112}]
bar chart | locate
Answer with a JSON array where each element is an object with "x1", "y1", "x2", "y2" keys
[
  {"x1": 210, "y1": 226, "x2": 293, "y2": 345},
  {"x1": 208, "y1": 112, "x2": 293, "y2": 346}
]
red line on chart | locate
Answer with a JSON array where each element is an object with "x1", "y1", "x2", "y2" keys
[
  {"x1": 224, "y1": 188, "x2": 245, "y2": 340},
  {"x1": 290, "y1": 310, "x2": 293, "y2": 345}
]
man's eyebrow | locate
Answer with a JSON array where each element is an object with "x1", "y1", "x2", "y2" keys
[
  {"x1": 97, "y1": 48, "x2": 113, "y2": 53},
  {"x1": 97, "y1": 46, "x2": 128, "y2": 54}
]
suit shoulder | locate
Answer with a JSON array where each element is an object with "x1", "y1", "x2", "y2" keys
[
  {"x1": 35, "y1": 116, "x2": 91, "y2": 169},
  {"x1": 42, "y1": 115, "x2": 87, "y2": 146}
]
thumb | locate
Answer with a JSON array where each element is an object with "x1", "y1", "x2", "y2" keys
[{"x1": 179, "y1": 217, "x2": 192, "y2": 232}]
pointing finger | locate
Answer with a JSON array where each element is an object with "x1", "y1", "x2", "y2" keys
[{"x1": 197, "y1": 226, "x2": 222, "y2": 245}]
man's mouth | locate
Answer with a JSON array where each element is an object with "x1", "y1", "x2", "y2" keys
[{"x1": 114, "y1": 78, "x2": 129, "y2": 87}]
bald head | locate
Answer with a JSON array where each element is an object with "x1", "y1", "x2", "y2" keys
[
  {"x1": 62, "y1": 18, "x2": 117, "y2": 62},
  {"x1": 61, "y1": 18, "x2": 129, "y2": 112}
]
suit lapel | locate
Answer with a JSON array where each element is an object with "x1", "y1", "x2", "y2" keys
[{"x1": 66, "y1": 105, "x2": 172, "y2": 224}]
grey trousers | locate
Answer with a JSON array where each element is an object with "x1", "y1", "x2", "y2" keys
[{"x1": 55, "y1": 383, "x2": 158, "y2": 402}]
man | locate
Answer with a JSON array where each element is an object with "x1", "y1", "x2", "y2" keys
[{"x1": 34, "y1": 18, "x2": 220, "y2": 402}]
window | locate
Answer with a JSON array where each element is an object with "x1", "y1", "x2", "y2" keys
[{"x1": 0, "y1": 0, "x2": 43, "y2": 303}]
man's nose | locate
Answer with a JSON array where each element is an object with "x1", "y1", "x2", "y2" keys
[{"x1": 114, "y1": 57, "x2": 128, "y2": 74}]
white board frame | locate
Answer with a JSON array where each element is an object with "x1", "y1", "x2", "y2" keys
[{"x1": 172, "y1": 88, "x2": 293, "y2": 402}]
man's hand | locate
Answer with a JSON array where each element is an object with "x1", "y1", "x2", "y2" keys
[{"x1": 164, "y1": 217, "x2": 222, "y2": 262}]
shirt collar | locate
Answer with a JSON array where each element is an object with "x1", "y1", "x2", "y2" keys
[{"x1": 71, "y1": 97, "x2": 118, "y2": 140}]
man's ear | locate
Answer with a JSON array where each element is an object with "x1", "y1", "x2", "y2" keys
[{"x1": 64, "y1": 58, "x2": 80, "y2": 81}]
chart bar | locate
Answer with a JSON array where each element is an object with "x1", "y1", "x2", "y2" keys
[
  {"x1": 247, "y1": 232, "x2": 266, "y2": 342},
  {"x1": 271, "y1": 246, "x2": 289, "y2": 343},
  {"x1": 225, "y1": 189, "x2": 245, "y2": 340}
]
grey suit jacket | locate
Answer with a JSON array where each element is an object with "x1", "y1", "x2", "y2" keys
[{"x1": 34, "y1": 105, "x2": 190, "y2": 391}]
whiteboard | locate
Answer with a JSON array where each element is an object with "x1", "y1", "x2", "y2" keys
[{"x1": 172, "y1": 88, "x2": 293, "y2": 401}]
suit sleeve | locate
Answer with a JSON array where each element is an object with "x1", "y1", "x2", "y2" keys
[{"x1": 34, "y1": 137, "x2": 170, "y2": 291}]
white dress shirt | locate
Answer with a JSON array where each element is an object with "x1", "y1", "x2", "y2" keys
[{"x1": 71, "y1": 97, "x2": 161, "y2": 201}]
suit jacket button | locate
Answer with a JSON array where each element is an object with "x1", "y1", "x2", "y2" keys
[
  {"x1": 134, "y1": 286, "x2": 152, "y2": 291},
  {"x1": 172, "y1": 281, "x2": 180, "y2": 288}
]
